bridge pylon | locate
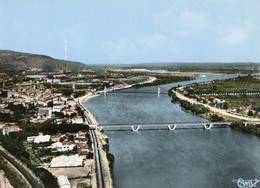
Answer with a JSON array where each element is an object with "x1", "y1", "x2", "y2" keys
[
  {"x1": 104, "y1": 86, "x2": 107, "y2": 98},
  {"x1": 158, "y1": 86, "x2": 161, "y2": 98},
  {"x1": 203, "y1": 123, "x2": 213, "y2": 130},
  {"x1": 131, "y1": 126, "x2": 140, "y2": 132},
  {"x1": 168, "y1": 125, "x2": 177, "y2": 130}
]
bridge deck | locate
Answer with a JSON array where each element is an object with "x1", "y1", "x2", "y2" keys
[{"x1": 98, "y1": 121, "x2": 260, "y2": 128}]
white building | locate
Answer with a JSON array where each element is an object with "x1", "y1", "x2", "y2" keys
[
  {"x1": 57, "y1": 175, "x2": 71, "y2": 188},
  {"x1": 27, "y1": 135, "x2": 51, "y2": 143},
  {"x1": 37, "y1": 101, "x2": 48, "y2": 106},
  {"x1": 71, "y1": 117, "x2": 84, "y2": 124},
  {"x1": 50, "y1": 154, "x2": 83, "y2": 168},
  {"x1": 60, "y1": 97, "x2": 68, "y2": 102},
  {"x1": 52, "y1": 106, "x2": 64, "y2": 113},
  {"x1": 51, "y1": 142, "x2": 76, "y2": 152},
  {"x1": 2, "y1": 125, "x2": 20, "y2": 135},
  {"x1": 38, "y1": 108, "x2": 52, "y2": 118}
]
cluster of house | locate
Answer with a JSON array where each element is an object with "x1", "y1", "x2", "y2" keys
[
  {"x1": 36, "y1": 96, "x2": 84, "y2": 124},
  {"x1": 0, "y1": 82, "x2": 57, "y2": 117},
  {"x1": 0, "y1": 123, "x2": 20, "y2": 135},
  {"x1": 207, "y1": 96, "x2": 225, "y2": 104},
  {"x1": 26, "y1": 130, "x2": 90, "y2": 168}
]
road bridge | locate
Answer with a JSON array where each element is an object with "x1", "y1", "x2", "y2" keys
[
  {"x1": 99, "y1": 86, "x2": 169, "y2": 97},
  {"x1": 95, "y1": 121, "x2": 260, "y2": 131}
]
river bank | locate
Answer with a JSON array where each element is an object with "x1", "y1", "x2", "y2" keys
[
  {"x1": 77, "y1": 95, "x2": 113, "y2": 188},
  {"x1": 83, "y1": 73, "x2": 260, "y2": 188},
  {"x1": 75, "y1": 76, "x2": 162, "y2": 188},
  {"x1": 171, "y1": 88, "x2": 260, "y2": 122}
]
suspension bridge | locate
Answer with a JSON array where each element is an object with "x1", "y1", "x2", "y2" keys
[{"x1": 99, "y1": 85, "x2": 170, "y2": 97}]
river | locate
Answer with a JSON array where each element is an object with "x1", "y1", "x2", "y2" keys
[{"x1": 84, "y1": 74, "x2": 260, "y2": 188}]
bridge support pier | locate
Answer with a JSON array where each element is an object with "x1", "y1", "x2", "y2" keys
[
  {"x1": 203, "y1": 123, "x2": 213, "y2": 130},
  {"x1": 131, "y1": 126, "x2": 140, "y2": 132},
  {"x1": 244, "y1": 123, "x2": 248, "y2": 127},
  {"x1": 167, "y1": 125, "x2": 177, "y2": 130},
  {"x1": 104, "y1": 86, "x2": 107, "y2": 98}
]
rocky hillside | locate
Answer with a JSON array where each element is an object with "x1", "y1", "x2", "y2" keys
[{"x1": 0, "y1": 50, "x2": 87, "y2": 73}]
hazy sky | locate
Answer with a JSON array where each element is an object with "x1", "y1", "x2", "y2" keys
[{"x1": 0, "y1": 0, "x2": 260, "y2": 64}]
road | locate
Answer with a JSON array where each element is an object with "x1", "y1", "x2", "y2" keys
[
  {"x1": 75, "y1": 97, "x2": 104, "y2": 188},
  {"x1": 90, "y1": 130, "x2": 104, "y2": 188},
  {"x1": 0, "y1": 146, "x2": 44, "y2": 188}
]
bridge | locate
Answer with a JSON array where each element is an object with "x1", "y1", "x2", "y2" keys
[
  {"x1": 92, "y1": 121, "x2": 260, "y2": 131},
  {"x1": 99, "y1": 85, "x2": 170, "y2": 97}
]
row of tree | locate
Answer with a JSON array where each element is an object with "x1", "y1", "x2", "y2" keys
[
  {"x1": 171, "y1": 93, "x2": 210, "y2": 115},
  {"x1": 231, "y1": 122, "x2": 260, "y2": 136}
]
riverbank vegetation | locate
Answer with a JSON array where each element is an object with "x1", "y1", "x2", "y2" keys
[
  {"x1": 170, "y1": 91, "x2": 240, "y2": 122},
  {"x1": 171, "y1": 93, "x2": 210, "y2": 115},
  {"x1": 102, "y1": 137, "x2": 114, "y2": 175},
  {"x1": 231, "y1": 122, "x2": 260, "y2": 136}
]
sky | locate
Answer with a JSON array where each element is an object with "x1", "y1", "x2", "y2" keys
[{"x1": 0, "y1": 0, "x2": 260, "y2": 64}]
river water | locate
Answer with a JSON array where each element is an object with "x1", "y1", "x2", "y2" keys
[{"x1": 85, "y1": 74, "x2": 260, "y2": 188}]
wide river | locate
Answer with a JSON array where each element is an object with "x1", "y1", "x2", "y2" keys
[{"x1": 85, "y1": 74, "x2": 260, "y2": 188}]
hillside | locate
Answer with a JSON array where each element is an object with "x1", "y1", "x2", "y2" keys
[{"x1": 0, "y1": 50, "x2": 87, "y2": 73}]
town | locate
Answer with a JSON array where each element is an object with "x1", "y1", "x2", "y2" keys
[
  {"x1": 0, "y1": 68, "x2": 116, "y2": 188},
  {"x1": 0, "y1": 66, "x2": 194, "y2": 188}
]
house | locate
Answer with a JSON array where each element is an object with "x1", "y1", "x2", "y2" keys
[
  {"x1": 55, "y1": 118, "x2": 67, "y2": 125},
  {"x1": 240, "y1": 106, "x2": 252, "y2": 113},
  {"x1": 38, "y1": 108, "x2": 52, "y2": 118},
  {"x1": 50, "y1": 154, "x2": 83, "y2": 168},
  {"x1": 27, "y1": 135, "x2": 51, "y2": 143},
  {"x1": 60, "y1": 97, "x2": 68, "y2": 102},
  {"x1": 51, "y1": 141, "x2": 76, "y2": 152},
  {"x1": 52, "y1": 105, "x2": 64, "y2": 113},
  {"x1": 62, "y1": 108, "x2": 76, "y2": 116},
  {"x1": 67, "y1": 101, "x2": 76, "y2": 106},
  {"x1": 74, "y1": 131, "x2": 87, "y2": 141},
  {"x1": 0, "y1": 108, "x2": 11, "y2": 114},
  {"x1": 71, "y1": 117, "x2": 84, "y2": 124},
  {"x1": 230, "y1": 109, "x2": 237, "y2": 113},
  {"x1": 27, "y1": 136, "x2": 36, "y2": 143},
  {"x1": 78, "y1": 142, "x2": 89, "y2": 155},
  {"x1": 2, "y1": 124, "x2": 20, "y2": 135},
  {"x1": 37, "y1": 101, "x2": 48, "y2": 106},
  {"x1": 57, "y1": 175, "x2": 71, "y2": 188}
]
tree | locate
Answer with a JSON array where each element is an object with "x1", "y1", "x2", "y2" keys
[
  {"x1": 61, "y1": 88, "x2": 73, "y2": 96},
  {"x1": 223, "y1": 102, "x2": 229, "y2": 110},
  {"x1": 248, "y1": 110, "x2": 254, "y2": 116},
  {"x1": 68, "y1": 134, "x2": 74, "y2": 141},
  {"x1": 47, "y1": 101, "x2": 53, "y2": 107}
]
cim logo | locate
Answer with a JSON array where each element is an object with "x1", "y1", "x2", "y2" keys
[{"x1": 233, "y1": 178, "x2": 260, "y2": 188}]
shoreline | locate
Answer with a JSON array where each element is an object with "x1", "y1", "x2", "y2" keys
[
  {"x1": 75, "y1": 76, "x2": 158, "y2": 188},
  {"x1": 173, "y1": 90, "x2": 260, "y2": 122}
]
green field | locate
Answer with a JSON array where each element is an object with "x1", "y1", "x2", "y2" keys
[
  {"x1": 193, "y1": 75, "x2": 260, "y2": 94},
  {"x1": 190, "y1": 75, "x2": 260, "y2": 112}
]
